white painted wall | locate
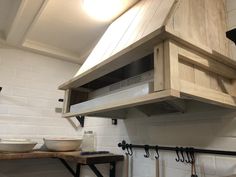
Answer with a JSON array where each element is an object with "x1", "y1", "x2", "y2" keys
[
  {"x1": 227, "y1": 0, "x2": 236, "y2": 60},
  {"x1": 0, "y1": 45, "x2": 83, "y2": 177}
]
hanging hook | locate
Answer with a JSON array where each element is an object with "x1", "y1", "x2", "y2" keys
[
  {"x1": 185, "y1": 148, "x2": 191, "y2": 163},
  {"x1": 125, "y1": 144, "x2": 129, "y2": 155},
  {"x1": 125, "y1": 144, "x2": 133, "y2": 156},
  {"x1": 128, "y1": 144, "x2": 133, "y2": 156},
  {"x1": 175, "y1": 147, "x2": 180, "y2": 162},
  {"x1": 155, "y1": 146, "x2": 160, "y2": 159},
  {"x1": 180, "y1": 147, "x2": 185, "y2": 162},
  {"x1": 144, "y1": 145, "x2": 150, "y2": 158},
  {"x1": 190, "y1": 148, "x2": 195, "y2": 164}
]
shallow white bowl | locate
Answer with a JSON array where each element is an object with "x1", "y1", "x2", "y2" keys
[
  {"x1": 44, "y1": 138, "x2": 82, "y2": 152},
  {"x1": 0, "y1": 140, "x2": 37, "y2": 153}
]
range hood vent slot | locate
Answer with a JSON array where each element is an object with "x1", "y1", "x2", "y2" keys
[{"x1": 81, "y1": 53, "x2": 154, "y2": 91}]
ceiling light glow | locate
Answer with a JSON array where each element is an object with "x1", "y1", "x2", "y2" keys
[{"x1": 83, "y1": 0, "x2": 129, "y2": 22}]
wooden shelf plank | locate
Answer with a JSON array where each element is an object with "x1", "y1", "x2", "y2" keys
[
  {"x1": 0, "y1": 151, "x2": 55, "y2": 160},
  {"x1": 0, "y1": 151, "x2": 124, "y2": 165}
]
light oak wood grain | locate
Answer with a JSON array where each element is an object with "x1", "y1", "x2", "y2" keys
[
  {"x1": 59, "y1": 0, "x2": 236, "y2": 118},
  {"x1": 154, "y1": 43, "x2": 164, "y2": 91},
  {"x1": 180, "y1": 80, "x2": 236, "y2": 109}
]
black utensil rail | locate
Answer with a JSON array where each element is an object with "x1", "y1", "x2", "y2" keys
[{"x1": 118, "y1": 140, "x2": 236, "y2": 162}]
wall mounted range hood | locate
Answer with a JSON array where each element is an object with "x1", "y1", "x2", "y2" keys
[{"x1": 59, "y1": 0, "x2": 236, "y2": 119}]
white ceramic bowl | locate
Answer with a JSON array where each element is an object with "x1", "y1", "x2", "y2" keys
[
  {"x1": 0, "y1": 139, "x2": 37, "y2": 153},
  {"x1": 43, "y1": 138, "x2": 82, "y2": 152}
]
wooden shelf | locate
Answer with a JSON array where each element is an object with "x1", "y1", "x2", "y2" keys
[
  {"x1": 0, "y1": 151, "x2": 54, "y2": 160},
  {"x1": 0, "y1": 150, "x2": 124, "y2": 164},
  {"x1": 0, "y1": 151, "x2": 124, "y2": 177}
]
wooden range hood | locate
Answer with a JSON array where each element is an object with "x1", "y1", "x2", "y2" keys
[{"x1": 59, "y1": 0, "x2": 236, "y2": 119}]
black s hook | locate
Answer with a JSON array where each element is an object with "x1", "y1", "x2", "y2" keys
[
  {"x1": 175, "y1": 147, "x2": 180, "y2": 162},
  {"x1": 190, "y1": 148, "x2": 195, "y2": 164},
  {"x1": 180, "y1": 147, "x2": 185, "y2": 162},
  {"x1": 125, "y1": 144, "x2": 133, "y2": 156},
  {"x1": 185, "y1": 148, "x2": 191, "y2": 163},
  {"x1": 155, "y1": 146, "x2": 160, "y2": 159},
  {"x1": 144, "y1": 145, "x2": 150, "y2": 158}
]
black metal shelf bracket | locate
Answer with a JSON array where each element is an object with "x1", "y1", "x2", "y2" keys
[
  {"x1": 89, "y1": 165, "x2": 104, "y2": 177},
  {"x1": 59, "y1": 158, "x2": 116, "y2": 177},
  {"x1": 76, "y1": 116, "x2": 85, "y2": 127},
  {"x1": 59, "y1": 158, "x2": 76, "y2": 176},
  {"x1": 58, "y1": 98, "x2": 85, "y2": 127}
]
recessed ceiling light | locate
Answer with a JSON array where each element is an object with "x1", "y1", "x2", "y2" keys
[{"x1": 82, "y1": 0, "x2": 133, "y2": 22}]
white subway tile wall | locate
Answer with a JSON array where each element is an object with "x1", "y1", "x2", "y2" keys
[
  {"x1": 82, "y1": 105, "x2": 236, "y2": 177},
  {"x1": 0, "y1": 48, "x2": 81, "y2": 141},
  {"x1": 0, "y1": 47, "x2": 83, "y2": 177},
  {"x1": 0, "y1": 1, "x2": 236, "y2": 176}
]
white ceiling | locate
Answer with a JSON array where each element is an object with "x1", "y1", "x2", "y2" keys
[
  {"x1": 0, "y1": 0, "x2": 21, "y2": 38},
  {"x1": 0, "y1": 0, "x2": 139, "y2": 64}
]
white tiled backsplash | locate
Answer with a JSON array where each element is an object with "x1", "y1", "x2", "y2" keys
[
  {"x1": 0, "y1": 48, "x2": 83, "y2": 177},
  {"x1": 0, "y1": 1, "x2": 236, "y2": 177},
  {"x1": 0, "y1": 48, "x2": 81, "y2": 142}
]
